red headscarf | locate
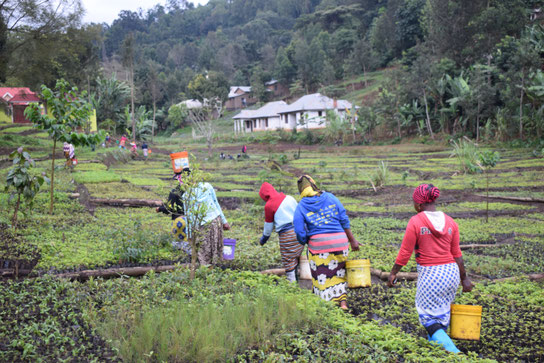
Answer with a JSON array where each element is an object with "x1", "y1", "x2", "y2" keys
[{"x1": 413, "y1": 184, "x2": 440, "y2": 204}]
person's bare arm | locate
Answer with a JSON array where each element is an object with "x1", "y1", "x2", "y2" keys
[
  {"x1": 344, "y1": 228, "x2": 360, "y2": 251},
  {"x1": 455, "y1": 256, "x2": 474, "y2": 292}
]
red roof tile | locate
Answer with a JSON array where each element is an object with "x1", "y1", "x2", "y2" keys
[{"x1": 0, "y1": 87, "x2": 40, "y2": 103}]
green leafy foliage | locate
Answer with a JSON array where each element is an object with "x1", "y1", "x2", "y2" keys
[{"x1": 4, "y1": 147, "x2": 47, "y2": 229}]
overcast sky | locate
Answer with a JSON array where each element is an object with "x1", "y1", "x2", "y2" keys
[{"x1": 82, "y1": 0, "x2": 209, "y2": 25}]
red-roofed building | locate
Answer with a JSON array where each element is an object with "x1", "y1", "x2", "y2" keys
[{"x1": 0, "y1": 87, "x2": 42, "y2": 123}]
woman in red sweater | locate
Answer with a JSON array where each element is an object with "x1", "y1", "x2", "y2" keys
[{"x1": 387, "y1": 184, "x2": 473, "y2": 353}]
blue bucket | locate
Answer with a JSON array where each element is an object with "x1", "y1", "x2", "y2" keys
[{"x1": 223, "y1": 239, "x2": 236, "y2": 260}]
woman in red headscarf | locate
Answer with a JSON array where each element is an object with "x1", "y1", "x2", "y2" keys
[{"x1": 387, "y1": 184, "x2": 473, "y2": 354}]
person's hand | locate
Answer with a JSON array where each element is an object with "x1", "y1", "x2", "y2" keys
[
  {"x1": 349, "y1": 240, "x2": 360, "y2": 251},
  {"x1": 156, "y1": 207, "x2": 160, "y2": 212},
  {"x1": 259, "y1": 235, "x2": 269, "y2": 246},
  {"x1": 461, "y1": 277, "x2": 474, "y2": 293},
  {"x1": 387, "y1": 273, "x2": 397, "y2": 288},
  {"x1": 222, "y1": 223, "x2": 231, "y2": 231}
]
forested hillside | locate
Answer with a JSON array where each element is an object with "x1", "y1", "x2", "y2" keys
[{"x1": 1, "y1": 0, "x2": 543, "y2": 140}]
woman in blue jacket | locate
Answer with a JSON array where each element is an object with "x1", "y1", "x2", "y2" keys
[{"x1": 293, "y1": 175, "x2": 360, "y2": 309}]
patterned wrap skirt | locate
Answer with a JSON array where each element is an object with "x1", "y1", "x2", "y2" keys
[
  {"x1": 416, "y1": 262, "x2": 460, "y2": 328},
  {"x1": 197, "y1": 216, "x2": 223, "y2": 265},
  {"x1": 309, "y1": 249, "x2": 349, "y2": 302},
  {"x1": 278, "y1": 228, "x2": 304, "y2": 272}
]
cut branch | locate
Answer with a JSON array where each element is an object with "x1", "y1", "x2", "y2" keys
[{"x1": 475, "y1": 194, "x2": 544, "y2": 203}]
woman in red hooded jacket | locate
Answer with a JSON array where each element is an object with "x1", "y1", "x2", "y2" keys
[
  {"x1": 259, "y1": 182, "x2": 303, "y2": 282},
  {"x1": 388, "y1": 184, "x2": 473, "y2": 354}
]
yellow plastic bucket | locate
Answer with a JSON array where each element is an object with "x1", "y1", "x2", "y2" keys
[
  {"x1": 450, "y1": 304, "x2": 482, "y2": 340},
  {"x1": 346, "y1": 259, "x2": 371, "y2": 288},
  {"x1": 170, "y1": 151, "x2": 189, "y2": 173}
]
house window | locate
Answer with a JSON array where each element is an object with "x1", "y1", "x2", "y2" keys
[
  {"x1": 318, "y1": 111, "x2": 322, "y2": 117},
  {"x1": 265, "y1": 119, "x2": 269, "y2": 128},
  {"x1": 274, "y1": 85, "x2": 278, "y2": 91},
  {"x1": 284, "y1": 115, "x2": 288, "y2": 124}
]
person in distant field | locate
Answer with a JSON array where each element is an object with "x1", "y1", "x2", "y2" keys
[
  {"x1": 242, "y1": 145, "x2": 247, "y2": 154},
  {"x1": 63, "y1": 142, "x2": 71, "y2": 166},
  {"x1": 119, "y1": 135, "x2": 127, "y2": 149},
  {"x1": 179, "y1": 168, "x2": 231, "y2": 265},
  {"x1": 220, "y1": 152, "x2": 225, "y2": 160},
  {"x1": 258, "y1": 182, "x2": 303, "y2": 282},
  {"x1": 105, "y1": 133, "x2": 111, "y2": 147},
  {"x1": 130, "y1": 141, "x2": 138, "y2": 157},
  {"x1": 387, "y1": 184, "x2": 474, "y2": 354},
  {"x1": 293, "y1": 175, "x2": 360, "y2": 309},
  {"x1": 142, "y1": 142, "x2": 149, "y2": 159},
  {"x1": 228, "y1": 154, "x2": 234, "y2": 160}
]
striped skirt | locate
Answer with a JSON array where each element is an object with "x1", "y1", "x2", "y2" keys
[
  {"x1": 308, "y1": 232, "x2": 349, "y2": 254},
  {"x1": 416, "y1": 262, "x2": 460, "y2": 329},
  {"x1": 309, "y1": 249, "x2": 349, "y2": 302},
  {"x1": 278, "y1": 228, "x2": 304, "y2": 272}
]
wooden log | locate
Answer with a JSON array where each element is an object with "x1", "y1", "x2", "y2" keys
[
  {"x1": 371, "y1": 267, "x2": 418, "y2": 281},
  {"x1": 88, "y1": 198, "x2": 163, "y2": 208},
  {"x1": 55, "y1": 264, "x2": 189, "y2": 280},
  {"x1": 475, "y1": 194, "x2": 544, "y2": 203},
  {"x1": 492, "y1": 273, "x2": 544, "y2": 283},
  {"x1": 260, "y1": 268, "x2": 286, "y2": 276},
  {"x1": 460, "y1": 243, "x2": 506, "y2": 250}
]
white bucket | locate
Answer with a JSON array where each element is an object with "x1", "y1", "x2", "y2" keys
[{"x1": 298, "y1": 253, "x2": 312, "y2": 280}]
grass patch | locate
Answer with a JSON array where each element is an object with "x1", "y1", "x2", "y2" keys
[{"x1": 73, "y1": 170, "x2": 121, "y2": 184}]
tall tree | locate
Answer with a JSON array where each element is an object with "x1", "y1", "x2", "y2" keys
[
  {"x1": 0, "y1": 0, "x2": 85, "y2": 84},
  {"x1": 122, "y1": 33, "x2": 136, "y2": 140},
  {"x1": 25, "y1": 79, "x2": 103, "y2": 214}
]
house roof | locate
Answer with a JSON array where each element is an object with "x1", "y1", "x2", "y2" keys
[
  {"x1": 249, "y1": 101, "x2": 288, "y2": 118},
  {"x1": 0, "y1": 87, "x2": 40, "y2": 104},
  {"x1": 265, "y1": 79, "x2": 278, "y2": 86},
  {"x1": 178, "y1": 99, "x2": 203, "y2": 109},
  {"x1": 232, "y1": 109, "x2": 256, "y2": 120},
  {"x1": 278, "y1": 93, "x2": 353, "y2": 114},
  {"x1": 228, "y1": 86, "x2": 251, "y2": 98}
]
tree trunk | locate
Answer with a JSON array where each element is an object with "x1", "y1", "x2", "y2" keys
[
  {"x1": 49, "y1": 139, "x2": 56, "y2": 215},
  {"x1": 519, "y1": 72, "x2": 525, "y2": 140},
  {"x1": 152, "y1": 99, "x2": 156, "y2": 143},
  {"x1": 131, "y1": 66, "x2": 136, "y2": 141},
  {"x1": 11, "y1": 193, "x2": 21, "y2": 230},
  {"x1": 190, "y1": 236, "x2": 197, "y2": 280},
  {"x1": 423, "y1": 88, "x2": 434, "y2": 139},
  {"x1": 476, "y1": 99, "x2": 481, "y2": 141},
  {"x1": 486, "y1": 172, "x2": 489, "y2": 223}
]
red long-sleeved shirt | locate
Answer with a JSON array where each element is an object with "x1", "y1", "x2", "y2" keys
[{"x1": 395, "y1": 212, "x2": 462, "y2": 266}]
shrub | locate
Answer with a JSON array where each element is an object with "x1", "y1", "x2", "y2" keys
[
  {"x1": 368, "y1": 161, "x2": 389, "y2": 190},
  {"x1": 450, "y1": 138, "x2": 481, "y2": 174}
]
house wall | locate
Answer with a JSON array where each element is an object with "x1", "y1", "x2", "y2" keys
[
  {"x1": 279, "y1": 109, "x2": 347, "y2": 130},
  {"x1": 266, "y1": 83, "x2": 289, "y2": 98},
  {"x1": 226, "y1": 93, "x2": 258, "y2": 111}
]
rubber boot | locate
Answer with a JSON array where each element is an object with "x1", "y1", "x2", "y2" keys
[{"x1": 429, "y1": 329, "x2": 461, "y2": 353}]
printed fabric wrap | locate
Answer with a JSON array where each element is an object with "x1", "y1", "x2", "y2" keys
[
  {"x1": 278, "y1": 228, "x2": 304, "y2": 273},
  {"x1": 171, "y1": 216, "x2": 187, "y2": 241},
  {"x1": 309, "y1": 249, "x2": 349, "y2": 302},
  {"x1": 416, "y1": 262, "x2": 460, "y2": 329}
]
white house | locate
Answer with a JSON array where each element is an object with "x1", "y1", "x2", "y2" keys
[
  {"x1": 233, "y1": 109, "x2": 256, "y2": 134},
  {"x1": 277, "y1": 93, "x2": 354, "y2": 130},
  {"x1": 233, "y1": 101, "x2": 289, "y2": 134}
]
